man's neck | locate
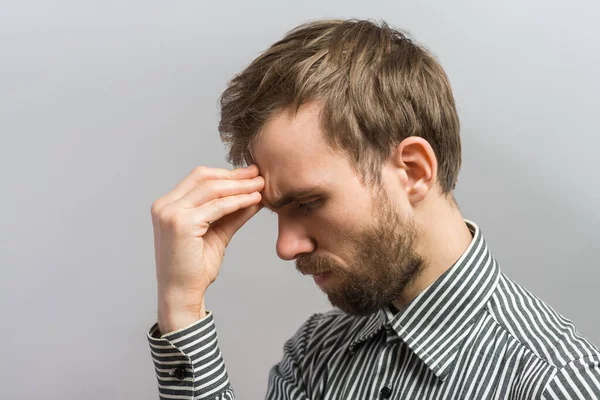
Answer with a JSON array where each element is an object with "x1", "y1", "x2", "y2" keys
[{"x1": 392, "y1": 205, "x2": 474, "y2": 312}]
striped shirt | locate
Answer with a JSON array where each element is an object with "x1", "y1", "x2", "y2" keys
[{"x1": 147, "y1": 219, "x2": 600, "y2": 399}]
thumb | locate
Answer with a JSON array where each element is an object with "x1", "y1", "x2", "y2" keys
[{"x1": 212, "y1": 202, "x2": 264, "y2": 245}]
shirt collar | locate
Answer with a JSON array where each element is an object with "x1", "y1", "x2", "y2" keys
[{"x1": 347, "y1": 219, "x2": 500, "y2": 381}]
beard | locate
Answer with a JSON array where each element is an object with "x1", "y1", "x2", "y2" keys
[{"x1": 295, "y1": 186, "x2": 426, "y2": 317}]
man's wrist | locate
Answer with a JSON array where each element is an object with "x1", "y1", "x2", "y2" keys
[{"x1": 158, "y1": 301, "x2": 207, "y2": 336}]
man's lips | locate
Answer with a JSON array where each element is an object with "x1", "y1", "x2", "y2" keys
[{"x1": 312, "y1": 271, "x2": 332, "y2": 286}]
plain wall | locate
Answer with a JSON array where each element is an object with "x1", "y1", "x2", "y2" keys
[{"x1": 0, "y1": 0, "x2": 598, "y2": 398}]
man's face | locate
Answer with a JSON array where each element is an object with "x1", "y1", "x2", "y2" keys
[{"x1": 253, "y1": 102, "x2": 426, "y2": 316}]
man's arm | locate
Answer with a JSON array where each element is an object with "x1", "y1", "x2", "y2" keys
[{"x1": 147, "y1": 311, "x2": 323, "y2": 400}]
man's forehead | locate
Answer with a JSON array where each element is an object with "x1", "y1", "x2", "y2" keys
[
  {"x1": 250, "y1": 103, "x2": 340, "y2": 211},
  {"x1": 253, "y1": 143, "x2": 330, "y2": 186},
  {"x1": 251, "y1": 102, "x2": 329, "y2": 168},
  {"x1": 255, "y1": 155, "x2": 328, "y2": 200}
]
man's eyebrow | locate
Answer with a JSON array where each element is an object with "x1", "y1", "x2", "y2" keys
[{"x1": 262, "y1": 184, "x2": 327, "y2": 211}]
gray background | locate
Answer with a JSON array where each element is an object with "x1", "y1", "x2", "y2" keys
[{"x1": 1, "y1": 0, "x2": 598, "y2": 399}]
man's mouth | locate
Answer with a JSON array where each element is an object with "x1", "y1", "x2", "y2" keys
[{"x1": 312, "y1": 271, "x2": 331, "y2": 286}]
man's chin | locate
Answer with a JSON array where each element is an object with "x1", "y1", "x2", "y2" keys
[{"x1": 326, "y1": 294, "x2": 381, "y2": 317}]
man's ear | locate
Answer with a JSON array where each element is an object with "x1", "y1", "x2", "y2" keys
[{"x1": 389, "y1": 136, "x2": 438, "y2": 204}]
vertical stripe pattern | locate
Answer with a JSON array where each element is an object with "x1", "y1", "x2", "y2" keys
[{"x1": 147, "y1": 219, "x2": 600, "y2": 399}]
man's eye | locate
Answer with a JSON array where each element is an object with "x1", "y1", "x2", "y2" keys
[{"x1": 297, "y1": 200, "x2": 321, "y2": 215}]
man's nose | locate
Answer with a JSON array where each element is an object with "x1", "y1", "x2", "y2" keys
[{"x1": 275, "y1": 221, "x2": 315, "y2": 260}]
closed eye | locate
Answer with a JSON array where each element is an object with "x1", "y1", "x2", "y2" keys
[
  {"x1": 297, "y1": 199, "x2": 321, "y2": 215},
  {"x1": 265, "y1": 199, "x2": 323, "y2": 215}
]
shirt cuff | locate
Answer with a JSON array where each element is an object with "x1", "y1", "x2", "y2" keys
[{"x1": 147, "y1": 310, "x2": 232, "y2": 400}]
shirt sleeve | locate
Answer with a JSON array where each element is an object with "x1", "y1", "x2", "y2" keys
[
  {"x1": 541, "y1": 355, "x2": 600, "y2": 399},
  {"x1": 147, "y1": 311, "x2": 323, "y2": 400},
  {"x1": 147, "y1": 310, "x2": 235, "y2": 400}
]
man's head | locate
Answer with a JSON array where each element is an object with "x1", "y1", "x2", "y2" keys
[{"x1": 218, "y1": 19, "x2": 462, "y2": 316}]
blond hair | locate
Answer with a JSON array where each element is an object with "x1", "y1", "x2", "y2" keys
[{"x1": 218, "y1": 19, "x2": 461, "y2": 199}]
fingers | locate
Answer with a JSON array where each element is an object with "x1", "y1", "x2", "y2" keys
[
  {"x1": 152, "y1": 164, "x2": 259, "y2": 215},
  {"x1": 210, "y1": 202, "x2": 264, "y2": 242},
  {"x1": 193, "y1": 191, "x2": 263, "y2": 227},
  {"x1": 174, "y1": 176, "x2": 265, "y2": 210}
]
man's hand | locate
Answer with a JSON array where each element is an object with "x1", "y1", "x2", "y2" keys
[{"x1": 150, "y1": 164, "x2": 265, "y2": 334}]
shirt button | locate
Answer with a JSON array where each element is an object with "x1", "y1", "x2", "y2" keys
[
  {"x1": 172, "y1": 367, "x2": 187, "y2": 380},
  {"x1": 379, "y1": 386, "x2": 392, "y2": 398}
]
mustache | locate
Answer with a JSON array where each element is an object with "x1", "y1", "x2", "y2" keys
[{"x1": 296, "y1": 255, "x2": 336, "y2": 275}]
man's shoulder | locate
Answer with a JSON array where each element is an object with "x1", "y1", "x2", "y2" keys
[{"x1": 486, "y1": 272, "x2": 600, "y2": 369}]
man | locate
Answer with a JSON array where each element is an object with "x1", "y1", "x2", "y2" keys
[{"x1": 147, "y1": 19, "x2": 600, "y2": 399}]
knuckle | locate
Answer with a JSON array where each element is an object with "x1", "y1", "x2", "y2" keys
[
  {"x1": 195, "y1": 180, "x2": 215, "y2": 198},
  {"x1": 192, "y1": 165, "x2": 209, "y2": 179},
  {"x1": 150, "y1": 204, "x2": 158, "y2": 217},
  {"x1": 210, "y1": 196, "x2": 232, "y2": 215},
  {"x1": 211, "y1": 197, "x2": 227, "y2": 211},
  {"x1": 151, "y1": 199, "x2": 164, "y2": 217},
  {"x1": 200, "y1": 179, "x2": 227, "y2": 195},
  {"x1": 157, "y1": 205, "x2": 177, "y2": 227},
  {"x1": 193, "y1": 165, "x2": 234, "y2": 181}
]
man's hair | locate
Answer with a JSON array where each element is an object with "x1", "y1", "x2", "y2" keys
[{"x1": 218, "y1": 19, "x2": 461, "y2": 201}]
